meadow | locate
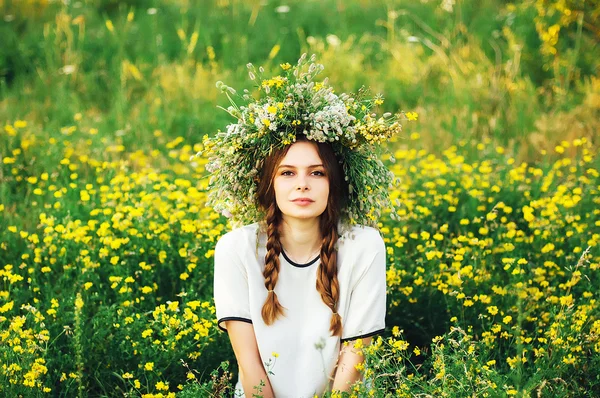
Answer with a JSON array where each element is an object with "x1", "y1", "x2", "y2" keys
[{"x1": 1, "y1": 0, "x2": 599, "y2": 397}]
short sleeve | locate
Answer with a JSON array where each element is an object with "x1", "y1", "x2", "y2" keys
[
  {"x1": 213, "y1": 231, "x2": 253, "y2": 332},
  {"x1": 341, "y1": 231, "x2": 387, "y2": 343}
]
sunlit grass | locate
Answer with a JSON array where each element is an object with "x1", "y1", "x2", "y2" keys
[
  {"x1": 1, "y1": 0, "x2": 600, "y2": 396},
  {"x1": 1, "y1": 118, "x2": 598, "y2": 395}
]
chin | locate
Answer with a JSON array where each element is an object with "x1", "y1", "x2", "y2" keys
[
  {"x1": 282, "y1": 212, "x2": 321, "y2": 220},
  {"x1": 280, "y1": 206, "x2": 327, "y2": 220}
]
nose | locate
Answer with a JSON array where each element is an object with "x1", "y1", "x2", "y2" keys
[{"x1": 296, "y1": 175, "x2": 309, "y2": 191}]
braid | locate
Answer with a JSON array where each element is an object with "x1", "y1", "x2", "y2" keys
[
  {"x1": 261, "y1": 202, "x2": 286, "y2": 324},
  {"x1": 254, "y1": 134, "x2": 347, "y2": 334},
  {"x1": 316, "y1": 207, "x2": 343, "y2": 337}
]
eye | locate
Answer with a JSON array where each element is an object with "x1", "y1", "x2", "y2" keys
[{"x1": 280, "y1": 170, "x2": 325, "y2": 176}]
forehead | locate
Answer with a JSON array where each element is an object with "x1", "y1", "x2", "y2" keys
[{"x1": 280, "y1": 141, "x2": 322, "y2": 165}]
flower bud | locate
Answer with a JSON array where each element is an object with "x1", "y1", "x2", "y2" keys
[{"x1": 221, "y1": 209, "x2": 233, "y2": 218}]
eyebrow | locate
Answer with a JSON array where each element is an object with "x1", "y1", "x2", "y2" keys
[{"x1": 277, "y1": 164, "x2": 324, "y2": 169}]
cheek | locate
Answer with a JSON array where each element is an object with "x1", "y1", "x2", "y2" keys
[
  {"x1": 319, "y1": 181, "x2": 330, "y2": 199},
  {"x1": 273, "y1": 178, "x2": 287, "y2": 192},
  {"x1": 273, "y1": 179, "x2": 290, "y2": 199}
]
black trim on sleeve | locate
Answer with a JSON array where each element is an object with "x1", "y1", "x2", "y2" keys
[
  {"x1": 340, "y1": 327, "x2": 386, "y2": 343},
  {"x1": 217, "y1": 317, "x2": 253, "y2": 333}
]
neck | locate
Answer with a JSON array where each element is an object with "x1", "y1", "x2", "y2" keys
[{"x1": 278, "y1": 216, "x2": 322, "y2": 258}]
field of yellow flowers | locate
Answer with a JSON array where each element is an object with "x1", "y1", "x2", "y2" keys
[
  {"x1": 1, "y1": 0, "x2": 600, "y2": 397},
  {"x1": 2, "y1": 125, "x2": 599, "y2": 397}
]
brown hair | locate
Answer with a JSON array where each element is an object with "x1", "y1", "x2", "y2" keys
[{"x1": 255, "y1": 135, "x2": 348, "y2": 337}]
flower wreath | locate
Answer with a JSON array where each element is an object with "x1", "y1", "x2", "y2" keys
[{"x1": 199, "y1": 53, "x2": 407, "y2": 229}]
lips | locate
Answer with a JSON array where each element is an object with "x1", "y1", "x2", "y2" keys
[{"x1": 292, "y1": 198, "x2": 314, "y2": 202}]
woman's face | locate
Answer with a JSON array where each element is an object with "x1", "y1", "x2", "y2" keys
[{"x1": 273, "y1": 141, "x2": 329, "y2": 222}]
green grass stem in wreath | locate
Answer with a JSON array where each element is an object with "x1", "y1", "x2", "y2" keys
[{"x1": 198, "y1": 53, "x2": 409, "y2": 229}]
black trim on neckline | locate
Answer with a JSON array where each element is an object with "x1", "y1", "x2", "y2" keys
[
  {"x1": 217, "y1": 317, "x2": 253, "y2": 332},
  {"x1": 281, "y1": 250, "x2": 320, "y2": 268},
  {"x1": 340, "y1": 327, "x2": 386, "y2": 343}
]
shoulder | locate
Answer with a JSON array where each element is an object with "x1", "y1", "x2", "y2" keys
[
  {"x1": 339, "y1": 224, "x2": 386, "y2": 286},
  {"x1": 338, "y1": 223, "x2": 386, "y2": 255},
  {"x1": 340, "y1": 223, "x2": 385, "y2": 245},
  {"x1": 215, "y1": 222, "x2": 260, "y2": 251}
]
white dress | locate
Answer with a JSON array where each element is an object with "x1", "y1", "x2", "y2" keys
[{"x1": 213, "y1": 221, "x2": 387, "y2": 398}]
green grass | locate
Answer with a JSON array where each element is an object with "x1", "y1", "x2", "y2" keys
[{"x1": 1, "y1": 0, "x2": 600, "y2": 396}]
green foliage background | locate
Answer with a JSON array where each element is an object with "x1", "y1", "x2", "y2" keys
[{"x1": 1, "y1": 0, "x2": 599, "y2": 396}]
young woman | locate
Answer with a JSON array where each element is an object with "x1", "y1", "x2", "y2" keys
[
  {"x1": 205, "y1": 54, "x2": 402, "y2": 397},
  {"x1": 213, "y1": 134, "x2": 387, "y2": 397}
]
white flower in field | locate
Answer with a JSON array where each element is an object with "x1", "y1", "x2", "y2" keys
[
  {"x1": 60, "y1": 65, "x2": 76, "y2": 75},
  {"x1": 440, "y1": 0, "x2": 454, "y2": 13},
  {"x1": 275, "y1": 5, "x2": 290, "y2": 13},
  {"x1": 326, "y1": 34, "x2": 341, "y2": 47},
  {"x1": 21, "y1": 304, "x2": 36, "y2": 312},
  {"x1": 147, "y1": 8, "x2": 158, "y2": 15},
  {"x1": 407, "y1": 36, "x2": 419, "y2": 43}
]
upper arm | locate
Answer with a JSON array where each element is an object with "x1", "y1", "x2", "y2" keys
[
  {"x1": 339, "y1": 336, "x2": 373, "y2": 363},
  {"x1": 332, "y1": 336, "x2": 373, "y2": 391},
  {"x1": 225, "y1": 320, "x2": 263, "y2": 370},
  {"x1": 214, "y1": 232, "x2": 252, "y2": 331},
  {"x1": 341, "y1": 230, "x2": 387, "y2": 342},
  {"x1": 227, "y1": 321, "x2": 276, "y2": 398}
]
